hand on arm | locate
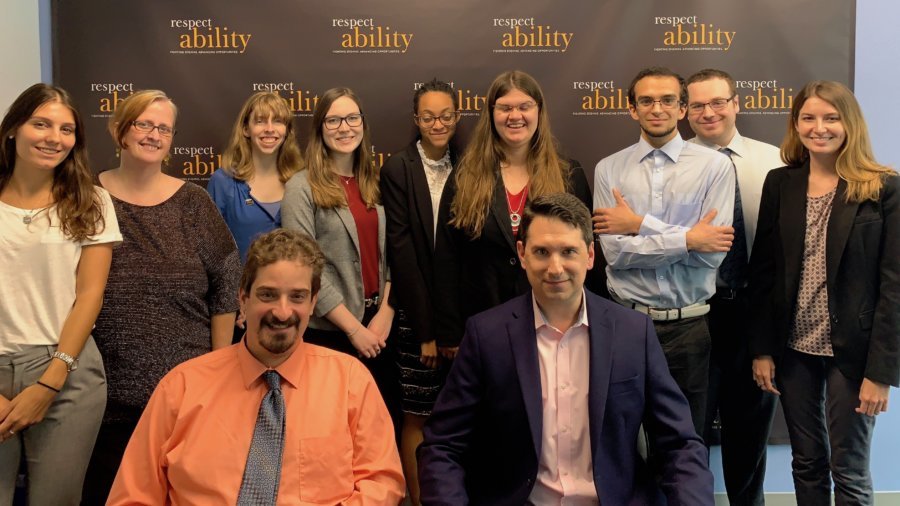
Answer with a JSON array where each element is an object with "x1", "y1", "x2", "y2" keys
[
  {"x1": 752, "y1": 355, "x2": 781, "y2": 395},
  {"x1": 856, "y1": 378, "x2": 890, "y2": 416},
  {"x1": 685, "y1": 209, "x2": 734, "y2": 253},
  {"x1": 592, "y1": 188, "x2": 643, "y2": 235},
  {"x1": 366, "y1": 282, "x2": 394, "y2": 341},
  {"x1": 325, "y1": 304, "x2": 385, "y2": 359},
  {"x1": 0, "y1": 243, "x2": 112, "y2": 437}
]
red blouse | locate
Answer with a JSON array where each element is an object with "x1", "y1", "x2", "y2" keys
[{"x1": 341, "y1": 176, "x2": 379, "y2": 298}]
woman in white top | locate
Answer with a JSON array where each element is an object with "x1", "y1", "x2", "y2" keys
[{"x1": 0, "y1": 83, "x2": 121, "y2": 505}]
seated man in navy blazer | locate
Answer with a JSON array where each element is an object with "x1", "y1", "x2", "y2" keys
[{"x1": 418, "y1": 193, "x2": 713, "y2": 505}]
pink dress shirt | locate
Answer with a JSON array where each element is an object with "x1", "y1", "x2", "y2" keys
[
  {"x1": 107, "y1": 340, "x2": 404, "y2": 505},
  {"x1": 528, "y1": 292, "x2": 600, "y2": 505}
]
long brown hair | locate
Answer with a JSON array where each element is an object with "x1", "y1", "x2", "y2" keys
[
  {"x1": 782, "y1": 80, "x2": 892, "y2": 203},
  {"x1": 303, "y1": 87, "x2": 378, "y2": 209},
  {"x1": 450, "y1": 70, "x2": 569, "y2": 237},
  {"x1": 0, "y1": 83, "x2": 105, "y2": 241},
  {"x1": 221, "y1": 91, "x2": 302, "y2": 183}
]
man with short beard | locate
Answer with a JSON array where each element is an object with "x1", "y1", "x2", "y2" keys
[
  {"x1": 591, "y1": 66, "x2": 735, "y2": 437},
  {"x1": 107, "y1": 229, "x2": 404, "y2": 505}
]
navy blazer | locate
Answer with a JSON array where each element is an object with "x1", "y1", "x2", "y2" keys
[
  {"x1": 748, "y1": 164, "x2": 900, "y2": 387},
  {"x1": 418, "y1": 291, "x2": 713, "y2": 506}
]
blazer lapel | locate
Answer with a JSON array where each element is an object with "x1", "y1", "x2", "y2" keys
[
  {"x1": 779, "y1": 165, "x2": 809, "y2": 304},
  {"x1": 408, "y1": 146, "x2": 437, "y2": 248},
  {"x1": 586, "y1": 295, "x2": 613, "y2": 465},
  {"x1": 508, "y1": 294, "x2": 543, "y2": 456},
  {"x1": 826, "y1": 179, "x2": 858, "y2": 290},
  {"x1": 490, "y1": 177, "x2": 517, "y2": 252},
  {"x1": 336, "y1": 206, "x2": 361, "y2": 254}
]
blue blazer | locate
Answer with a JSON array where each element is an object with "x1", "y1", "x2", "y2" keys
[{"x1": 418, "y1": 290, "x2": 713, "y2": 506}]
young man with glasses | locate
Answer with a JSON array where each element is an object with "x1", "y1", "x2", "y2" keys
[
  {"x1": 686, "y1": 68, "x2": 781, "y2": 506},
  {"x1": 591, "y1": 67, "x2": 735, "y2": 437}
]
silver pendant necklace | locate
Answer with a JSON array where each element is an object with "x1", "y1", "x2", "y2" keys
[
  {"x1": 505, "y1": 187, "x2": 527, "y2": 228},
  {"x1": 22, "y1": 207, "x2": 49, "y2": 225}
]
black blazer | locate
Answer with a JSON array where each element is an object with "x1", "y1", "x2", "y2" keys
[
  {"x1": 747, "y1": 163, "x2": 900, "y2": 387},
  {"x1": 433, "y1": 161, "x2": 593, "y2": 346},
  {"x1": 380, "y1": 142, "x2": 458, "y2": 344}
]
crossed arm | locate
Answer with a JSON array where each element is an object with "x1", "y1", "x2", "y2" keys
[{"x1": 591, "y1": 164, "x2": 734, "y2": 270}]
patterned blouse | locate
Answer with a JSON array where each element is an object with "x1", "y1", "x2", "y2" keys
[{"x1": 789, "y1": 188, "x2": 837, "y2": 356}]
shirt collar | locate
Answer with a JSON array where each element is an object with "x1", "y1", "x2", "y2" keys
[
  {"x1": 636, "y1": 132, "x2": 684, "y2": 164},
  {"x1": 237, "y1": 336, "x2": 307, "y2": 390},
  {"x1": 416, "y1": 140, "x2": 452, "y2": 170},
  {"x1": 532, "y1": 290, "x2": 590, "y2": 332},
  {"x1": 692, "y1": 129, "x2": 746, "y2": 159}
]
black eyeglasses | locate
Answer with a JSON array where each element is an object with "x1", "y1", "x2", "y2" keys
[
  {"x1": 688, "y1": 95, "x2": 737, "y2": 114},
  {"x1": 131, "y1": 120, "x2": 176, "y2": 137},
  {"x1": 323, "y1": 114, "x2": 364, "y2": 130},
  {"x1": 415, "y1": 111, "x2": 460, "y2": 127}
]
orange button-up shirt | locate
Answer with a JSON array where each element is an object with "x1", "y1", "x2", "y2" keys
[{"x1": 108, "y1": 341, "x2": 404, "y2": 505}]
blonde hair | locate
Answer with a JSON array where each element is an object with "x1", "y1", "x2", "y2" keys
[
  {"x1": 108, "y1": 90, "x2": 178, "y2": 150},
  {"x1": 781, "y1": 80, "x2": 893, "y2": 203},
  {"x1": 303, "y1": 87, "x2": 378, "y2": 209},
  {"x1": 450, "y1": 70, "x2": 569, "y2": 237},
  {"x1": 221, "y1": 92, "x2": 302, "y2": 183}
]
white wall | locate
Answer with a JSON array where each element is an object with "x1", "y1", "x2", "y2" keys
[{"x1": 0, "y1": 1, "x2": 42, "y2": 111}]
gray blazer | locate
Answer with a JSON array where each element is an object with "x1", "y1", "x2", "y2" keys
[{"x1": 282, "y1": 170, "x2": 388, "y2": 331}]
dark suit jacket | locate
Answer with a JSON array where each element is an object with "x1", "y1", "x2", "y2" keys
[
  {"x1": 747, "y1": 164, "x2": 900, "y2": 387},
  {"x1": 433, "y1": 162, "x2": 594, "y2": 346},
  {"x1": 379, "y1": 142, "x2": 457, "y2": 343},
  {"x1": 418, "y1": 291, "x2": 714, "y2": 506}
]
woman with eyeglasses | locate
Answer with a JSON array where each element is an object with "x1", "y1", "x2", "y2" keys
[
  {"x1": 434, "y1": 70, "x2": 593, "y2": 347},
  {"x1": 82, "y1": 90, "x2": 241, "y2": 504},
  {"x1": 0, "y1": 84, "x2": 121, "y2": 504},
  {"x1": 209, "y1": 92, "x2": 303, "y2": 342},
  {"x1": 282, "y1": 87, "x2": 403, "y2": 440},
  {"x1": 208, "y1": 91, "x2": 302, "y2": 264},
  {"x1": 748, "y1": 81, "x2": 898, "y2": 505},
  {"x1": 379, "y1": 78, "x2": 459, "y2": 505}
]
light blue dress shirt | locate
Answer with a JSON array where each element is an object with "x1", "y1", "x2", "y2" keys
[{"x1": 593, "y1": 134, "x2": 735, "y2": 308}]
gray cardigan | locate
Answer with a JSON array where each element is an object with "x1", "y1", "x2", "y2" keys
[{"x1": 282, "y1": 170, "x2": 389, "y2": 331}]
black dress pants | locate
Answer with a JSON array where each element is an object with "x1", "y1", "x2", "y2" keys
[{"x1": 705, "y1": 290, "x2": 777, "y2": 506}]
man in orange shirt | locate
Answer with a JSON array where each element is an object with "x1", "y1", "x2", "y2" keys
[{"x1": 108, "y1": 229, "x2": 404, "y2": 505}]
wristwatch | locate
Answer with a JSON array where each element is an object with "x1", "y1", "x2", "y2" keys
[{"x1": 52, "y1": 351, "x2": 79, "y2": 372}]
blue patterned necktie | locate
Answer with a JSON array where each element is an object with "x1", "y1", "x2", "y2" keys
[
  {"x1": 237, "y1": 370, "x2": 285, "y2": 506},
  {"x1": 718, "y1": 148, "x2": 748, "y2": 289}
]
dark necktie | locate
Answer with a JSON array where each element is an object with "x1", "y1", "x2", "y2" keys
[
  {"x1": 718, "y1": 148, "x2": 748, "y2": 289},
  {"x1": 237, "y1": 370, "x2": 285, "y2": 506}
]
